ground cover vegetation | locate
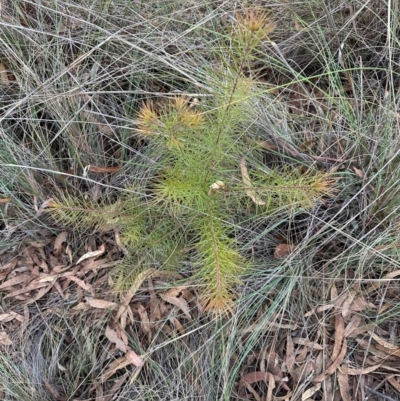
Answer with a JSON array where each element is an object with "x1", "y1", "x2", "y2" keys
[{"x1": 0, "y1": 0, "x2": 400, "y2": 400}]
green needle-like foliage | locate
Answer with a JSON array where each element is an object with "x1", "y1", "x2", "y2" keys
[
  {"x1": 194, "y1": 214, "x2": 248, "y2": 314},
  {"x1": 44, "y1": 9, "x2": 337, "y2": 313}
]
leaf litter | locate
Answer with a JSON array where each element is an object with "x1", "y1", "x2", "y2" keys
[
  {"x1": 1, "y1": 226, "x2": 400, "y2": 399},
  {"x1": 236, "y1": 280, "x2": 400, "y2": 400},
  {"x1": 0, "y1": 237, "x2": 203, "y2": 400}
]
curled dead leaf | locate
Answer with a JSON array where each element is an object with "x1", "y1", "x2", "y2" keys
[
  {"x1": 301, "y1": 383, "x2": 321, "y2": 400},
  {"x1": 240, "y1": 157, "x2": 266, "y2": 205},
  {"x1": 125, "y1": 350, "x2": 143, "y2": 367},
  {"x1": 352, "y1": 166, "x2": 364, "y2": 179},
  {"x1": 67, "y1": 276, "x2": 94, "y2": 295},
  {"x1": 105, "y1": 326, "x2": 127, "y2": 353},
  {"x1": 312, "y1": 339, "x2": 347, "y2": 382},
  {"x1": 209, "y1": 180, "x2": 225, "y2": 194},
  {"x1": 337, "y1": 364, "x2": 351, "y2": 401},
  {"x1": 54, "y1": 231, "x2": 69, "y2": 256},
  {"x1": 159, "y1": 290, "x2": 191, "y2": 320},
  {"x1": 76, "y1": 244, "x2": 106, "y2": 265},
  {"x1": 242, "y1": 371, "x2": 275, "y2": 385}
]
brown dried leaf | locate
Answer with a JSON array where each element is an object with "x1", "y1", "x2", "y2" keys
[
  {"x1": 266, "y1": 373, "x2": 275, "y2": 401},
  {"x1": 366, "y1": 269, "x2": 400, "y2": 293},
  {"x1": 35, "y1": 198, "x2": 55, "y2": 217},
  {"x1": 333, "y1": 290, "x2": 349, "y2": 309},
  {"x1": 43, "y1": 378, "x2": 62, "y2": 400},
  {"x1": 99, "y1": 372, "x2": 129, "y2": 401},
  {"x1": 344, "y1": 315, "x2": 362, "y2": 337},
  {"x1": 341, "y1": 291, "x2": 355, "y2": 317},
  {"x1": 242, "y1": 371, "x2": 274, "y2": 385},
  {"x1": 356, "y1": 339, "x2": 397, "y2": 360},
  {"x1": 0, "y1": 274, "x2": 30, "y2": 290},
  {"x1": 0, "y1": 312, "x2": 23, "y2": 323},
  {"x1": 274, "y1": 244, "x2": 295, "y2": 259},
  {"x1": 243, "y1": 382, "x2": 261, "y2": 401},
  {"x1": 86, "y1": 297, "x2": 118, "y2": 310},
  {"x1": 72, "y1": 302, "x2": 87, "y2": 311},
  {"x1": 159, "y1": 291, "x2": 191, "y2": 320},
  {"x1": 349, "y1": 296, "x2": 374, "y2": 312},
  {"x1": 337, "y1": 364, "x2": 351, "y2": 401},
  {"x1": 96, "y1": 349, "x2": 143, "y2": 384},
  {"x1": 304, "y1": 303, "x2": 335, "y2": 317},
  {"x1": 76, "y1": 244, "x2": 106, "y2": 265},
  {"x1": 330, "y1": 283, "x2": 338, "y2": 300},
  {"x1": 100, "y1": 357, "x2": 129, "y2": 382},
  {"x1": 240, "y1": 157, "x2": 266, "y2": 205},
  {"x1": 301, "y1": 383, "x2": 321, "y2": 400},
  {"x1": 286, "y1": 333, "x2": 295, "y2": 371},
  {"x1": 346, "y1": 364, "x2": 381, "y2": 375},
  {"x1": 0, "y1": 313, "x2": 15, "y2": 323},
  {"x1": 66, "y1": 276, "x2": 94, "y2": 295},
  {"x1": 387, "y1": 375, "x2": 400, "y2": 392},
  {"x1": 0, "y1": 331, "x2": 12, "y2": 346},
  {"x1": 380, "y1": 364, "x2": 400, "y2": 373},
  {"x1": 171, "y1": 317, "x2": 185, "y2": 335},
  {"x1": 292, "y1": 337, "x2": 324, "y2": 350},
  {"x1": 352, "y1": 166, "x2": 364, "y2": 179},
  {"x1": 369, "y1": 331, "x2": 400, "y2": 352},
  {"x1": 374, "y1": 343, "x2": 400, "y2": 358},
  {"x1": 0, "y1": 259, "x2": 17, "y2": 272},
  {"x1": 136, "y1": 304, "x2": 151, "y2": 335},
  {"x1": 125, "y1": 349, "x2": 144, "y2": 367},
  {"x1": 332, "y1": 314, "x2": 345, "y2": 360},
  {"x1": 274, "y1": 391, "x2": 294, "y2": 401},
  {"x1": 0, "y1": 63, "x2": 10, "y2": 86},
  {"x1": 54, "y1": 231, "x2": 68, "y2": 256},
  {"x1": 149, "y1": 293, "x2": 162, "y2": 322},
  {"x1": 294, "y1": 346, "x2": 308, "y2": 363},
  {"x1": 105, "y1": 326, "x2": 127, "y2": 353},
  {"x1": 81, "y1": 258, "x2": 117, "y2": 274},
  {"x1": 292, "y1": 360, "x2": 315, "y2": 384},
  {"x1": 346, "y1": 322, "x2": 377, "y2": 338},
  {"x1": 312, "y1": 339, "x2": 347, "y2": 382},
  {"x1": 26, "y1": 284, "x2": 54, "y2": 304},
  {"x1": 87, "y1": 165, "x2": 121, "y2": 173}
]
